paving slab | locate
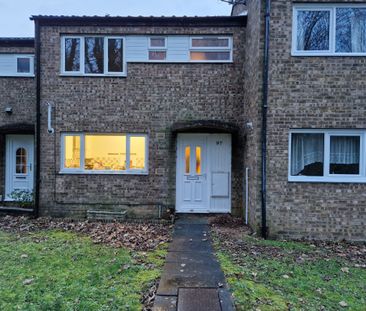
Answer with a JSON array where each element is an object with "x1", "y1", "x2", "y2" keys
[
  {"x1": 165, "y1": 251, "x2": 218, "y2": 264},
  {"x1": 175, "y1": 215, "x2": 209, "y2": 225},
  {"x1": 153, "y1": 295, "x2": 177, "y2": 311},
  {"x1": 168, "y1": 237, "x2": 213, "y2": 253},
  {"x1": 177, "y1": 288, "x2": 221, "y2": 311},
  {"x1": 157, "y1": 261, "x2": 225, "y2": 295}
]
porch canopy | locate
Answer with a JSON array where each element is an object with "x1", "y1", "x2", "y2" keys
[
  {"x1": 0, "y1": 123, "x2": 35, "y2": 134},
  {"x1": 172, "y1": 120, "x2": 239, "y2": 134}
]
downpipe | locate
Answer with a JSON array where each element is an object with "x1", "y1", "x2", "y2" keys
[{"x1": 261, "y1": 0, "x2": 271, "y2": 239}]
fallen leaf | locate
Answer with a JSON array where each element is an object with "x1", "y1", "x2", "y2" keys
[
  {"x1": 23, "y1": 278, "x2": 34, "y2": 285},
  {"x1": 339, "y1": 301, "x2": 348, "y2": 308},
  {"x1": 341, "y1": 267, "x2": 349, "y2": 273}
]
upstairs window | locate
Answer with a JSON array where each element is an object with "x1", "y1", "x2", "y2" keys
[
  {"x1": 293, "y1": 4, "x2": 366, "y2": 56},
  {"x1": 148, "y1": 37, "x2": 167, "y2": 61},
  {"x1": 189, "y1": 36, "x2": 232, "y2": 62},
  {"x1": 61, "y1": 36, "x2": 125, "y2": 76},
  {"x1": 17, "y1": 57, "x2": 31, "y2": 73}
]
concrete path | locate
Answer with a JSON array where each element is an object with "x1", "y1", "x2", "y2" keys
[{"x1": 153, "y1": 214, "x2": 235, "y2": 311}]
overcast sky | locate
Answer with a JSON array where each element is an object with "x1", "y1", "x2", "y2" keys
[{"x1": 0, "y1": 0, "x2": 231, "y2": 37}]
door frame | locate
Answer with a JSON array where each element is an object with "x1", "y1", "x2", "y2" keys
[
  {"x1": 175, "y1": 133, "x2": 232, "y2": 214},
  {"x1": 5, "y1": 134, "x2": 34, "y2": 201}
]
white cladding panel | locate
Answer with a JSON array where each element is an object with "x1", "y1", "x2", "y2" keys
[
  {"x1": 166, "y1": 36, "x2": 190, "y2": 62},
  {"x1": 0, "y1": 54, "x2": 15, "y2": 74},
  {"x1": 209, "y1": 134, "x2": 231, "y2": 212},
  {"x1": 125, "y1": 36, "x2": 148, "y2": 62}
]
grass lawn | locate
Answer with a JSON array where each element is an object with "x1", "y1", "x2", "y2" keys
[
  {"x1": 0, "y1": 230, "x2": 167, "y2": 311},
  {"x1": 212, "y1": 224, "x2": 366, "y2": 311}
]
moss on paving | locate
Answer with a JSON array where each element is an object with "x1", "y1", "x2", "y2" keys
[
  {"x1": 214, "y1": 235, "x2": 366, "y2": 311},
  {"x1": 0, "y1": 230, "x2": 167, "y2": 311}
]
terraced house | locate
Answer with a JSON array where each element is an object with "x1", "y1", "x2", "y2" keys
[{"x1": 0, "y1": 0, "x2": 365, "y2": 241}]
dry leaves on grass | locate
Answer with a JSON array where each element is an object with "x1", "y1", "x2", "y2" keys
[
  {"x1": 0, "y1": 215, "x2": 172, "y2": 251},
  {"x1": 210, "y1": 214, "x2": 366, "y2": 265}
]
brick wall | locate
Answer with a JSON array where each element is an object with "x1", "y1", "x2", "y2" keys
[
  {"x1": 0, "y1": 45, "x2": 36, "y2": 201},
  {"x1": 38, "y1": 25, "x2": 246, "y2": 218},
  {"x1": 266, "y1": 0, "x2": 366, "y2": 240}
]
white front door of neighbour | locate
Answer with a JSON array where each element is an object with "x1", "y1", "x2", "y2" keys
[
  {"x1": 176, "y1": 133, "x2": 231, "y2": 213},
  {"x1": 5, "y1": 135, "x2": 34, "y2": 200}
]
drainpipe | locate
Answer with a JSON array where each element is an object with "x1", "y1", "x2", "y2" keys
[
  {"x1": 261, "y1": 0, "x2": 271, "y2": 239},
  {"x1": 34, "y1": 19, "x2": 41, "y2": 218}
]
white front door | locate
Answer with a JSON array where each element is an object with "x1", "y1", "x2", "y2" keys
[
  {"x1": 176, "y1": 133, "x2": 231, "y2": 213},
  {"x1": 5, "y1": 135, "x2": 34, "y2": 200},
  {"x1": 176, "y1": 134, "x2": 209, "y2": 212}
]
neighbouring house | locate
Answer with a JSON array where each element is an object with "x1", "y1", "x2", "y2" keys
[{"x1": 0, "y1": 0, "x2": 365, "y2": 241}]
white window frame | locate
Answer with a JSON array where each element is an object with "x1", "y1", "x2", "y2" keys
[
  {"x1": 15, "y1": 55, "x2": 34, "y2": 76},
  {"x1": 189, "y1": 36, "x2": 233, "y2": 63},
  {"x1": 292, "y1": 3, "x2": 366, "y2": 56},
  {"x1": 60, "y1": 36, "x2": 126, "y2": 77},
  {"x1": 60, "y1": 133, "x2": 148, "y2": 175},
  {"x1": 288, "y1": 129, "x2": 366, "y2": 183},
  {"x1": 148, "y1": 36, "x2": 167, "y2": 62}
]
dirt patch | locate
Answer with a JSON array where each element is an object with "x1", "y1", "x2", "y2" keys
[{"x1": 0, "y1": 215, "x2": 172, "y2": 252}]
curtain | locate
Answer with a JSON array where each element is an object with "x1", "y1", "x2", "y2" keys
[
  {"x1": 291, "y1": 134, "x2": 324, "y2": 175},
  {"x1": 330, "y1": 136, "x2": 360, "y2": 164},
  {"x1": 351, "y1": 9, "x2": 366, "y2": 52}
]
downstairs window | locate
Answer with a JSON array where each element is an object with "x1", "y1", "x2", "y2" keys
[
  {"x1": 289, "y1": 130, "x2": 364, "y2": 182},
  {"x1": 61, "y1": 133, "x2": 147, "y2": 174}
]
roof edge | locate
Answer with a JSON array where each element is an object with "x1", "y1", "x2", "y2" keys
[
  {"x1": 0, "y1": 38, "x2": 34, "y2": 48},
  {"x1": 30, "y1": 15, "x2": 246, "y2": 27}
]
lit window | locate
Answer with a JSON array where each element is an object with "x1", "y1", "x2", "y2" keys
[
  {"x1": 289, "y1": 130, "x2": 364, "y2": 182},
  {"x1": 62, "y1": 133, "x2": 147, "y2": 174},
  {"x1": 130, "y1": 136, "x2": 146, "y2": 170},
  {"x1": 17, "y1": 57, "x2": 31, "y2": 73},
  {"x1": 185, "y1": 146, "x2": 190, "y2": 174},
  {"x1": 64, "y1": 135, "x2": 80, "y2": 169},
  {"x1": 148, "y1": 37, "x2": 167, "y2": 61},
  {"x1": 85, "y1": 135, "x2": 126, "y2": 171},
  {"x1": 196, "y1": 146, "x2": 201, "y2": 174},
  {"x1": 293, "y1": 5, "x2": 366, "y2": 55},
  {"x1": 190, "y1": 51, "x2": 231, "y2": 61},
  {"x1": 62, "y1": 36, "x2": 125, "y2": 75},
  {"x1": 190, "y1": 36, "x2": 232, "y2": 62}
]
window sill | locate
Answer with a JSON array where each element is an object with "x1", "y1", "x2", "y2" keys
[
  {"x1": 59, "y1": 170, "x2": 148, "y2": 175},
  {"x1": 0, "y1": 74, "x2": 35, "y2": 78},
  {"x1": 291, "y1": 51, "x2": 366, "y2": 57},
  {"x1": 59, "y1": 73, "x2": 127, "y2": 78},
  {"x1": 288, "y1": 176, "x2": 366, "y2": 183}
]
